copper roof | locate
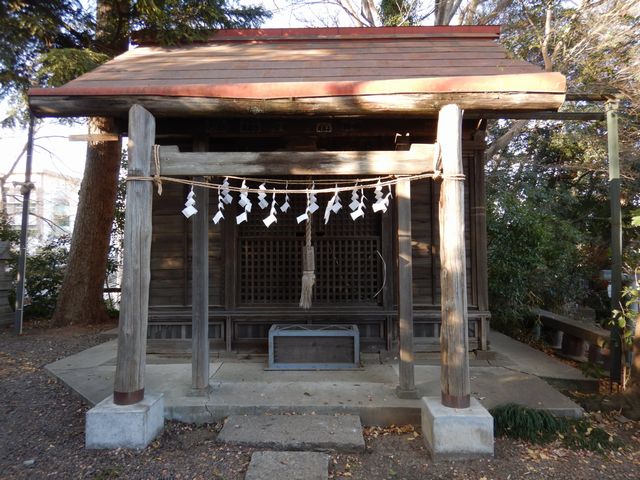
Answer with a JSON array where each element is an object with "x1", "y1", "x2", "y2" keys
[{"x1": 29, "y1": 26, "x2": 566, "y2": 117}]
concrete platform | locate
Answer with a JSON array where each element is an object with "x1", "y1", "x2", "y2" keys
[
  {"x1": 245, "y1": 451, "x2": 329, "y2": 480},
  {"x1": 46, "y1": 329, "x2": 587, "y2": 426},
  {"x1": 218, "y1": 414, "x2": 364, "y2": 452}
]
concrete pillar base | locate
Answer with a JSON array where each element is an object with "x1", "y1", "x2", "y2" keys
[
  {"x1": 421, "y1": 396, "x2": 494, "y2": 460},
  {"x1": 188, "y1": 384, "x2": 212, "y2": 397},
  {"x1": 395, "y1": 385, "x2": 418, "y2": 399},
  {"x1": 86, "y1": 392, "x2": 164, "y2": 449}
]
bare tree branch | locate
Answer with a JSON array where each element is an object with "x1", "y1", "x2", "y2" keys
[{"x1": 485, "y1": 119, "x2": 528, "y2": 164}]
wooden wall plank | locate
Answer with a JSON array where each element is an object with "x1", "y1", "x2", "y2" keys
[{"x1": 396, "y1": 178, "x2": 417, "y2": 398}]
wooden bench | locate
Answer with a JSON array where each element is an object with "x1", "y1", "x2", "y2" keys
[{"x1": 532, "y1": 308, "x2": 610, "y2": 359}]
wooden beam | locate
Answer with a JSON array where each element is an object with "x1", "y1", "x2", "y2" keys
[
  {"x1": 191, "y1": 137, "x2": 210, "y2": 394},
  {"x1": 467, "y1": 111, "x2": 605, "y2": 121},
  {"x1": 68, "y1": 133, "x2": 120, "y2": 142},
  {"x1": 156, "y1": 145, "x2": 435, "y2": 176},
  {"x1": 438, "y1": 104, "x2": 471, "y2": 409},
  {"x1": 395, "y1": 178, "x2": 417, "y2": 399},
  {"x1": 29, "y1": 92, "x2": 566, "y2": 118},
  {"x1": 113, "y1": 104, "x2": 155, "y2": 405},
  {"x1": 566, "y1": 91, "x2": 617, "y2": 102}
]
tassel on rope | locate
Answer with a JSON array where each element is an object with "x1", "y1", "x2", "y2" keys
[
  {"x1": 152, "y1": 145, "x2": 163, "y2": 196},
  {"x1": 299, "y1": 213, "x2": 315, "y2": 309}
]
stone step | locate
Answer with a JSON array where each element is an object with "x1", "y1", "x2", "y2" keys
[
  {"x1": 245, "y1": 451, "x2": 329, "y2": 480},
  {"x1": 218, "y1": 414, "x2": 365, "y2": 452}
]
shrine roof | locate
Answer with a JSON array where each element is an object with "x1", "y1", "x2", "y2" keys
[{"x1": 29, "y1": 26, "x2": 566, "y2": 117}]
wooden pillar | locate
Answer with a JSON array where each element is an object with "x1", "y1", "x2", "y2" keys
[
  {"x1": 606, "y1": 98, "x2": 623, "y2": 383},
  {"x1": 438, "y1": 104, "x2": 471, "y2": 409},
  {"x1": 473, "y1": 137, "x2": 490, "y2": 351},
  {"x1": 224, "y1": 201, "x2": 237, "y2": 353},
  {"x1": 396, "y1": 178, "x2": 417, "y2": 398},
  {"x1": 191, "y1": 138, "x2": 210, "y2": 393},
  {"x1": 113, "y1": 105, "x2": 155, "y2": 405}
]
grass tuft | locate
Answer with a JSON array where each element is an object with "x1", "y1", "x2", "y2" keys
[
  {"x1": 490, "y1": 403, "x2": 622, "y2": 453},
  {"x1": 491, "y1": 403, "x2": 564, "y2": 444}
]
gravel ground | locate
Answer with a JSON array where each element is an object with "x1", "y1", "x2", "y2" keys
[{"x1": 1, "y1": 322, "x2": 639, "y2": 480}]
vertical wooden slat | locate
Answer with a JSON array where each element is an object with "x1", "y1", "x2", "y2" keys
[
  {"x1": 396, "y1": 178, "x2": 417, "y2": 398},
  {"x1": 182, "y1": 185, "x2": 190, "y2": 306},
  {"x1": 429, "y1": 180, "x2": 437, "y2": 305},
  {"x1": 223, "y1": 201, "x2": 236, "y2": 351},
  {"x1": 381, "y1": 208, "x2": 394, "y2": 313},
  {"x1": 473, "y1": 137, "x2": 490, "y2": 350},
  {"x1": 438, "y1": 104, "x2": 471, "y2": 409},
  {"x1": 191, "y1": 137, "x2": 209, "y2": 393},
  {"x1": 113, "y1": 104, "x2": 155, "y2": 405},
  {"x1": 224, "y1": 201, "x2": 237, "y2": 309},
  {"x1": 467, "y1": 152, "x2": 478, "y2": 308}
]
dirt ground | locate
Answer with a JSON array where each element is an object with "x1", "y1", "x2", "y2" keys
[{"x1": 1, "y1": 322, "x2": 639, "y2": 480}]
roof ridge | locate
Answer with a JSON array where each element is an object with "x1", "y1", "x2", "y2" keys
[{"x1": 132, "y1": 25, "x2": 501, "y2": 46}]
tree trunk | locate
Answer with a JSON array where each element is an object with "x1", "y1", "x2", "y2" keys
[
  {"x1": 51, "y1": 0, "x2": 129, "y2": 326},
  {"x1": 50, "y1": 117, "x2": 121, "y2": 326}
]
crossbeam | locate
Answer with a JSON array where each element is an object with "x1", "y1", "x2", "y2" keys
[{"x1": 155, "y1": 145, "x2": 435, "y2": 176}]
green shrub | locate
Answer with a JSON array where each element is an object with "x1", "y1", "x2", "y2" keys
[
  {"x1": 24, "y1": 236, "x2": 69, "y2": 318},
  {"x1": 491, "y1": 403, "x2": 565, "y2": 444},
  {"x1": 491, "y1": 403, "x2": 621, "y2": 453}
]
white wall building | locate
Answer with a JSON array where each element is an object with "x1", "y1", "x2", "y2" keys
[{"x1": 2, "y1": 170, "x2": 81, "y2": 243}]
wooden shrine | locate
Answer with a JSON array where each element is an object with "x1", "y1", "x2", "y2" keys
[{"x1": 29, "y1": 26, "x2": 566, "y2": 408}]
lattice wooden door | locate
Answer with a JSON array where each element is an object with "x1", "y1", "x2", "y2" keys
[{"x1": 238, "y1": 193, "x2": 383, "y2": 306}]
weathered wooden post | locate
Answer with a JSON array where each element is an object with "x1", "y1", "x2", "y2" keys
[
  {"x1": 606, "y1": 98, "x2": 623, "y2": 383},
  {"x1": 438, "y1": 104, "x2": 471, "y2": 409},
  {"x1": 85, "y1": 104, "x2": 164, "y2": 449},
  {"x1": 421, "y1": 104, "x2": 493, "y2": 460},
  {"x1": 113, "y1": 104, "x2": 155, "y2": 405},
  {"x1": 191, "y1": 138, "x2": 210, "y2": 393},
  {"x1": 396, "y1": 178, "x2": 417, "y2": 398}
]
